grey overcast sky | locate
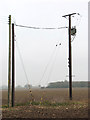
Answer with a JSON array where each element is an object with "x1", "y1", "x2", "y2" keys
[{"x1": 0, "y1": 0, "x2": 88, "y2": 87}]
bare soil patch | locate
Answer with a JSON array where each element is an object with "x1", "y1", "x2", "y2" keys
[{"x1": 2, "y1": 88, "x2": 88, "y2": 118}]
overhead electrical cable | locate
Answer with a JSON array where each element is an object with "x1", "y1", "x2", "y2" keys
[
  {"x1": 45, "y1": 45, "x2": 60, "y2": 86},
  {"x1": 71, "y1": 35, "x2": 76, "y2": 42},
  {"x1": 38, "y1": 46, "x2": 58, "y2": 86},
  {"x1": 16, "y1": 41, "x2": 31, "y2": 88},
  {"x1": 15, "y1": 24, "x2": 68, "y2": 30},
  {"x1": 16, "y1": 40, "x2": 35, "y2": 102}
]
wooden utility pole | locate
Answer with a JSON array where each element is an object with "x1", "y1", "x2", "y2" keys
[
  {"x1": 62, "y1": 13, "x2": 76, "y2": 100},
  {"x1": 12, "y1": 23, "x2": 15, "y2": 107},
  {"x1": 8, "y1": 15, "x2": 11, "y2": 107}
]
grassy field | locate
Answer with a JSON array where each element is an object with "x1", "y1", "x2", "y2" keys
[
  {"x1": 2, "y1": 88, "x2": 88, "y2": 105},
  {"x1": 2, "y1": 88, "x2": 88, "y2": 118}
]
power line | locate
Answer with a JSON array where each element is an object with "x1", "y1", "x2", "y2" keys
[
  {"x1": 15, "y1": 24, "x2": 68, "y2": 30},
  {"x1": 71, "y1": 35, "x2": 76, "y2": 42},
  {"x1": 16, "y1": 41, "x2": 30, "y2": 87},
  {"x1": 16, "y1": 40, "x2": 35, "y2": 103},
  {"x1": 45, "y1": 45, "x2": 60, "y2": 86},
  {"x1": 38, "y1": 41, "x2": 62, "y2": 86},
  {"x1": 38, "y1": 46, "x2": 58, "y2": 85}
]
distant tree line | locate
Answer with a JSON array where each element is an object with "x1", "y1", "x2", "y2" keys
[
  {"x1": 16, "y1": 84, "x2": 32, "y2": 89},
  {"x1": 46, "y1": 80, "x2": 88, "y2": 88},
  {"x1": 1, "y1": 84, "x2": 32, "y2": 90},
  {"x1": 1, "y1": 81, "x2": 89, "y2": 90}
]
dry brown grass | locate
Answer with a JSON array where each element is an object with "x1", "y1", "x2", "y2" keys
[
  {"x1": 2, "y1": 88, "x2": 88, "y2": 118},
  {"x1": 2, "y1": 88, "x2": 88, "y2": 106}
]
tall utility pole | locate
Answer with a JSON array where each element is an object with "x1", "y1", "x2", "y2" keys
[
  {"x1": 12, "y1": 23, "x2": 15, "y2": 107},
  {"x1": 62, "y1": 13, "x2": 76, "y2": 100},
  {"x1": 8, "y1": 15, "x2": 11, "y2": 107}
]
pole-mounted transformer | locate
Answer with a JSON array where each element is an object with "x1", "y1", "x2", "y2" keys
[{"x1": 71, "y1": 26, "x2": 76, "y2": 36}]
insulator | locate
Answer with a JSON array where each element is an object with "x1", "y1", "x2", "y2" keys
[{"x1": 8, "y1": 15, "x2": 11, "y2": 24}]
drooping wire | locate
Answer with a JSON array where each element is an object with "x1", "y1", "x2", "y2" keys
[
  {"x1": 71, "y1": 34, "x2": 76, "y2": 42},
  {"x1": 45, "y1": 44, "x2": 61, "y2": 86},
  {"x1": 42, "y1": 29, "x2": 67, "y2": 86},
  {"x1": 38, "y1": 29, "x2": 67, "y2": 86},
  {"x1": 38, "y1": 43, "x2": 60, "y2": 102},
  {"x1": 15, "y1": 24, "x2": 68, "y2": 30},
  {"x1": 38, "y1": 45, "x2": 58, "y2": 86},
  {"x1": 16, "y1": 41, "x2": 31, "y2": 87},
  {"x1": 16, "y1": 40, "x2": 35, "y2": 102}
]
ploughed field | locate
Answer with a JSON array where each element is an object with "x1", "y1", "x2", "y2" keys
[{"x1": 2, "y1": 88, "x2": 88, "y2": 118}]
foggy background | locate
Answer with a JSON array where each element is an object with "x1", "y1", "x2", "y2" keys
[{"x1": 0, "y1": 0, "x2": 88, "y2": 87}]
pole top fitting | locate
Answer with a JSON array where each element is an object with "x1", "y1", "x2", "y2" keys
[{"x1": 62, "y1": 13, "x2": 77, "y2": 18}]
